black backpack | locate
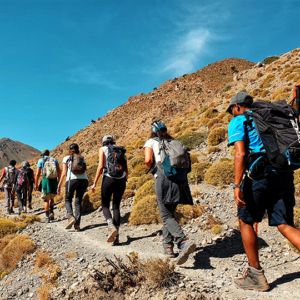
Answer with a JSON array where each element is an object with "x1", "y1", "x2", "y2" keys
[
  {"x1": 106, "y1": 145, "x2": 127, "y2": 178},
  {"x1": 244, "y1": 100, "x2": 300, "y2": 171}
]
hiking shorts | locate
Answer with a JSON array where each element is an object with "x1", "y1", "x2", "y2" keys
[{"x1": 239, "y1": 172, "x2": 295, "y2": 226}]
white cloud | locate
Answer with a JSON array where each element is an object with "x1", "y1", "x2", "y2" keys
[{"x1": 68, "y1": 67, "x2": 120, "y2": 90}]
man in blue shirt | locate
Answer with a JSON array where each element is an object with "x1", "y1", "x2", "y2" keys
[{"x1": 227, "y1": 92, "x2": 300, "y2": 291}]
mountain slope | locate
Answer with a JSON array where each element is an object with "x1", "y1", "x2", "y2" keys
[{"x1": 0, "y1": 138, "x2": 40, "y2": 169}]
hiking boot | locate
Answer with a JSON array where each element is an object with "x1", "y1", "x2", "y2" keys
[
  {"x1": 10, "y1": 207, "x2": 14, "y2": 214},
  {"x1": 24, "y1": 207, "x2": 27, "y2": 213},
  {"x1": 107, "y1": 225, "x2": 118, "y2": 242},
  {"x1": 176, "y1": 238, "x2": 196, "y2": 265},
  {"x1": 49, "y1": 212, "x2": 54, "y2": 221},
  {"x1": 45, "y1": 217, "x2": 50, "y2": 223},
  {"x1": 7, "y1": 207, "x2": 10, "y2": 214},
  {"x1": 164, "y1": 246, "x2": 176, "y2": 258},
  {"x1": 112, "y1": 234, "x2": 120, "y2": 246},
  {"x1": 28, "y1": 204, "x2": 32, "y2": 210},
  {"x1": 74, "y1": 224, "x2": 81, "y2": 232},
  {"x1": 234, "y1": 267, "x2": 270, "y2": 291},
  {"x1": 66, "y1": 217, "x2": 76, "y2": 229}
]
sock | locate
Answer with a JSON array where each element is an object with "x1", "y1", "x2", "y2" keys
[
  {"x1": 107, "y1": 218, "x2": 113, "y2": 226},
  {"x1": 45, "y1": 211, "x2": 50, "y2": 217},
  {"x1": 50, "y1": 206, "x2": 54, "y2": 213}
]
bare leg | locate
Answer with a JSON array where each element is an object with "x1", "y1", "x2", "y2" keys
[
  {"x1": 239, "y1": 219, "x2": 260, "y2": 269},
  {"x1": 278, "y1": 224, "x2": 300, "y2": 250}
]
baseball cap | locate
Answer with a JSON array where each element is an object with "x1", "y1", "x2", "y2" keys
[
  {"x1": 102, "y1": 135, "x2": 114, "y2": 143},
  {"x1": 41, "y1": 149, "x2": 50, "y2": 156},
  {"x1": 226, "y1": 92, "x2": 253, "y2": 115}
]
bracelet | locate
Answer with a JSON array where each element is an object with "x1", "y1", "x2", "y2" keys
[{"x1": 233, "y1": 184, "x2": 241, "y2": 189}]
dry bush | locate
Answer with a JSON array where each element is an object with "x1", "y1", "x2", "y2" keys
[
  {"x1": 205, "y1": 161, "x2": 234, "y2": 186},
  {"x1": 40, "y1": 262, "x2": 62, "y2": 284},
  {"x1": 286, "y1": 241, "x2": 300, "y2": 254},
  {"x1": 297, "y1": 79, "x2": 300, "y2": 85},
  {"x1": 37, "y1": 283, "x2": 52, "y2": 300},
  {"x1": 263, "y1": 82, "x2": 271, "y2": 88},
  {"x1": 261, "y1": 90, "x2": 269, "y2": 98},
  {"x1": 87, "y1": 165, "x2": 98, "y2": 186},
  {"x1": 283, "y1": 67, "x2": 294, "y2": 76},
  {"x1": 294, "y1": 208, "x2": 300, "y2": 229},
  {"x1": 222, "y1": 114, "x2": 233, "y2": 124},
  {"x1": 208, "y1": 146, "x2": 221, "y2": 154},
  {"x1": 229, "y1": 146, "x2": 236, "y2": 156},
  {"x1": 190, "y1": 153, "x2": 201, "y2": 164},
  {"x1": 175, "y1": 205, "x2": 205, "y2": 225},
  {"x1": 127, "y1": 177, "x2": 139, "y2": 190},
  {"x1": 274, "y1": 93, "x2": 291, "y2": 102},
  {"x1": 82, "y1": 184, "x2": 102, "y2": 213},
  {"x1": 35, "y1": 250, "x2": 52, "y2": 268},
  {"x1": 200, "y1": 117, "x2": 210, "y2": 126},
  {"x1": 219, "y1": 157, "x2": 233, "y2": 163},
  {"x1": 129, "y1": 195, "x2": 161, "y2": 225},
  {"x1": 210, "y1": 123, "x2": 225, "y2": 131},
  {"x1": 202, "y1": 214, "x2": 222, "y2": 230},
  {"x1": 57, "y1": 202, "x2": 65, "y2": 210},
  {"x1": 286, "y1": 73, "x2": 297, "y2": 81},
  {"x1": 207, "y1": 127, "x2": 226, "y2": 146},
  {"x1": 177, "y1": 132, "x2": 207, "y2": 149},
  {"x1": 207, "y1": 118, "x2": 223, "y2": 130},
  {"x1": 134, "y1": 140, "x2": 145, "y2": 149},
  {"x1": 217, "y1": 112, "x2": 227, "y2": 120},
  {"x1": 64, "y1": 252, "x2": 77, "y2": 258},
  {"x1": 262, "y1": 56, "x2": 279, "y2": 64},
  {"x1": 139, "y1": 258, "x2": 180, "y2": 288},
  {"x1": 122, "y1": 189, "x2": 135, "y2": 199},
  {"x1": 293, "y1": 75, "x2": 300, "y2": 82},
  {"x1": 250, "y1": 88, "x2": 262, "y2": 97},
  {"x1": 129, "y1": 156, "x2": 144, "y2": 168},
  {"x1": 0, "y1": 219, "x2": 20, "y2": 238},
  {"x1": 192, "y1": 185, "x2": 201, "y2": 197},
  {"x1": 23, "y1": 215, "x2": 42, "y2": 224},
  {"x1": 1, "y1": 234, "x2": 35, "y2": 271},
  {"x1": 134, "y1": 180, "x2": 155, "y2": 204},
  {"x1": 203, "y1": 108, "x2": 218, "y2": 119},
  {"x1": 262, "y1": 74, "x2": 275, "y2": 83},
  {"x1": 130, "y1": 164, "x2": 148, "y2": 177},
  {"x1": 188, "y1": 162, "x2": 212, "y2": 184},
  {"x1": 212, "y1": 225, "x2": 223, "y2": 234}
]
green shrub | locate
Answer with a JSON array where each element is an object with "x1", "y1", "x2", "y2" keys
[
  {"x1": 177, "y1": 132, "x2": 207, "y2": 149},
  {"x1": 123, "y1": 189, "x2": 135, "y2": 199},
  {"x1": 130, "y1": 164, "x2": 149, "y2": 177},
  {"x1": 224, "y1": 85, "x2": 231, "y2": 92},
  {"x1": 175, "y1": 205, "x2": 205, "y2": 225},
  {"x1": 262, "y1": 56, "x2": 279, "y2": 64},
  {"x1": 190, "y1": 153, "x2": 201, "y2": 164},
  {"x1": 262, "y1": 74, "x2": 275, "y2": 83},
  {"x1": 207, "y1": 118, "x2": 223, "y2": 130},
  {"x1": 188, "y1": 162, "x2": 212, "y2": 184},
  {"x1": 134, "y1": 180, "x2": 155, "y2": 204},
  {"x1": 212, "y1": 225, "x2": 223, "y2": 234},
  {"x1": 129, "y1": 195, "x2": 161, "y2": 225},
  {"x1": 207, "y1": 127, "x2": 226, "y2": 146},
  {"x1": 208, "y1": 146, "x2": 221, "y2": 154},
  {"x1": 205, "y1": 161, "x2": 234, "y2": 186},
  {"x1": 203, "y1": 108, "x2": 219, "y2": 119},
  {"x1": 127, "y1": 177, "x2": 139, "y2": 190}
]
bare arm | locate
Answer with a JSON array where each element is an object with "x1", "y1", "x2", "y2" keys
[
  {"x1": 144, "y1": 147, "x2": 154, "y2": 168},
  {"x1": 234, "y1": 141, "x2": 247, "y2": 208},
  {"x1": 57, "y1": 164, "x2": 67, "y2": 194},
  {"x1": 91, "y1": 148, "x2": 105, "y2": 192},
  {"x1": 35, "y1": 167, "x2": 42, "y2": 191}
]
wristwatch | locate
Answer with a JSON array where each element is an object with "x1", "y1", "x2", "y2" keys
[{"x1": 233, "y1": 184, "x2": 241, "y2": 189}]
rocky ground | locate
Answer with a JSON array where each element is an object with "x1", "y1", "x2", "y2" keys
[{"x1": 0, "y1": 185, "x2": 299, "y2": 300}]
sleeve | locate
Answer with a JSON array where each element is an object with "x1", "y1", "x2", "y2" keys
[
  {"x1": 37, "y1": 159, "x2": 42, "y2": 168},
  {"x1": 143, "y1": 139, "x2": 154, "y2": 149},
  {"x1": 2, "y1": 168, "x2": 6, "y2": 176},
  {"x1": 62, "y1": 156, "x2": 68, "y2": 164},
  {"x1": 54, "y1": 158, "x2": 59, "y2": 166},
  {"x1": 228, "y1": 117, "x2": 247, "y2": 146}
]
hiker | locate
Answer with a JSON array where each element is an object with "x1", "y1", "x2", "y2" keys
[
  {"x1": 26, "y1": 162, "x2": 35, "y2": 210},
  {"x1": 35, "y1": 149, "x2": 61, "y2": 222},
  {"x1": 57, "y1": 143, "x2": 88, "y2": 232},
  {"x1": 12, "y1": 161, "x2": 31, "y2": 215},
  {"x1": 91, "y1": 135, "x2": 128, "y2": 245},
  {"x1": 144, "y1": 122, "x2": 196, "y2": 265},
  {"x1": 227, "y1": 92, "x2": 300, "y2": 291},
  {"x1": 0, "y1": 160, "x2": 17, "y2": 214}
]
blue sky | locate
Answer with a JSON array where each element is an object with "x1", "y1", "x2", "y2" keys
[{"x1": 0, "y1": 0, "x2": 299, "y2": 151}]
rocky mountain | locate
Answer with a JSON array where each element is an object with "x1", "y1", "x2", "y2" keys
[{"x1": 0, "y1": 138, "x2": 40, "y2": 169}]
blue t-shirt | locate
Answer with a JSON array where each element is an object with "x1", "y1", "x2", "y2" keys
[
  {"x1": 37, "y1": 156, "x2": 59, "y2": 169},
  {"x1": 228, "y1": 112, "x2": 264, "y2": 153}
]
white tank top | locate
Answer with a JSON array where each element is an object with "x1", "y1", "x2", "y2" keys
[{"x1": 101, "y1": 146, "x2": 126, "y2": 179}]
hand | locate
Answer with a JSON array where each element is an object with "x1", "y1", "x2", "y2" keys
[
  {"x1": 234, "y1": 188, "x2": 246, "y2": 208},
  {"x1": 57, "y1": 187, "x2": 61, "y2": 195},
  {"x1": 35, "y1": 184, "x2": 39, "y2": 191},
  {"x1": 91, "y1": 183, "x2": 96, "y2": 193}
]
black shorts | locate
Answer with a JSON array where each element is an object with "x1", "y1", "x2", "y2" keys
[{"x1": 239, "y1": 172, "x2": 295, "y2": 226}]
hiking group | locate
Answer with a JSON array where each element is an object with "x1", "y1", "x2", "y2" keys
[{"x1": 1, "y1": 91, "x2": 300, "y2": 290}]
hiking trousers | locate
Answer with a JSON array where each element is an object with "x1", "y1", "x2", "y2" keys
[
  {"x1": 154, "y1": 175, "x2": 186, "y2": 249},
  {"x1": 16, "y1": 187, "x2": 27, "y2": 214},
  {"x1": 4, "y1": 187, "x2": 15, "y2": 208},
  {"x1": 27, "y1": 182, "x2": 34, "y2": 206},
  {"x1": 101, "y1": 175, "x2": 126, "y2": 227},
  {"x1": 65, "y1": 179, "x2": 88, "y2": 226}
]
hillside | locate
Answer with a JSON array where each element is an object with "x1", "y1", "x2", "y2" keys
[
  {"x1": 0, "y1": 49, "x2": 300, "y2": 300},
  {"x1": 0, "y1": 138, "x2": 40, "y2": 169}
]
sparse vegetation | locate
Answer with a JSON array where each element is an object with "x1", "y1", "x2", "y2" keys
[
  {"x1": 134, "y1": 180, "x2": 155, "y2": 203},
  {"x1": 175, "y1": 205, "x2": 205, "y2": 225},
  {"x1": 190, "y1": 153, "x2": 201, "y2": 164},
  {"x1": 262, "y1": 56, "x2": 279, "y2": 64},
  {"x1": 123, "y1": 189, "x2": 135, "y2": 199},
  {"x1": 35, "y1": 250, "x2": 52, "y2": 268},
  {"x1": 200, "y1": 118, "x2": 210, "y2": 126},
  {"x1": 177, "y1": 132, "x2": 207, "y2": 149},
  {"x1": 188, "y1": 162, "x2": 212, "y2": 184},
  {"x1": 208, "y1": 146, "x2": 221, "y2": 154},
  {"x1": 207, "y1": 127, "x2": 226, "y2": 146},
  {"x1": 130, "y1": 164, "x2": 149, "y2": 177},
  {"x1": 207, "y1": 118, "x2": 223, "y2": 130},
  {"x1": 212, "y1": 225, "x2": 223, "y2": 234},
  {"x1": 203, "y1": 108, "x2": 219, "y2": 119},
  {"x1": 205, "y1": 161, "x2": 234, "y2": 186}
]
